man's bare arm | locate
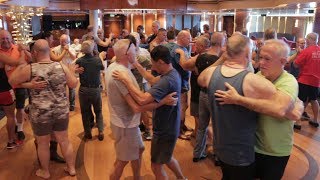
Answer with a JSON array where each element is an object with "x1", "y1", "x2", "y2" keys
[
  {"x1": 61, "y1": 63, "x2": 78, "y2": 88},
  {"x1": 124, "y1": 92, "x2": 178, "y2": 113},
  {"x1": 215, "y1": 78, "x2": 301, "y2": 120},
  {"x1": 113, "y1": 70, "x2": 154, "y2": 105},
  {"x1": 132, "y1": 61, "x2": 160, "y2": 86},
  {"x1": 8, "y1": 64, "x2": 31, "y2": 87},
  {"x1": 198, "y1": 66, "x2": 216, "y2": 88},
  {"x1": 50, "y1": 49, "x2": 67, "y2": 62},
  {"x1": 175, "y1": 48, "x2": 197, "y2": 71}
]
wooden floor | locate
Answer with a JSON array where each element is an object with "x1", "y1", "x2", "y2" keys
[{"x1": 0, "y1": 92, "x2": 319, "y2": 180}]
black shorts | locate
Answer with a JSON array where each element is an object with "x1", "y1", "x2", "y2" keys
[
  {"x1": 255, "y1": 153, "x2": 290, "y2": 180},
  {"x1": 151, "y1": 136, "x2": 177, "y2": 164},
  {"x1": 298, "y1": 83, "x2": 319, "y2": 102},
  {"x1": 14, "y1": 88, "x2": 27, "y2": 109},
  {"x1": 220, "y1": 161, "x2": 255, "y2": 180}
]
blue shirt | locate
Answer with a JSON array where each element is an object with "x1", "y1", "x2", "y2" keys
[
  {"x1": 148, "y1": 69, "x2": 181, "y2": 139},
  {"x1": 164, "y1": 42, "x2": 190, "y2": 92}
]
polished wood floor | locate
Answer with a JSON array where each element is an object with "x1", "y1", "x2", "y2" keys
[{"x1": 0, "y1": 92, "x2": 319, "y2": 180}]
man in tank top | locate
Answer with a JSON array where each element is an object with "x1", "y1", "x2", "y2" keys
[
  {"x1": 198, "y1": 35, "x2": 303, "y2": 180},
  {"x1": 8, "y1": 39, "x2": 78, "y2": 179}
]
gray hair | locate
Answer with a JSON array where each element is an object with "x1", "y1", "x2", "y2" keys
[
  {"x1": 113, "y1": 39, "x2": 130, "y2": 60},
  {"x1": 306, "y1": 32, "x2": 319, "y2": 44},
  {"x1": 211, "y1": 32, "x2": 225, "y2": 47},
  {"x1": 196, "y1": 36, "x2": 210, "y2": 49},
  {"x1": 264, "y1": 39, "x2": 290, "y2": 58},
  {"x1": 81, "y1": 40, "x2": 94, "y2": 54},
  {"x1": 226, "y1": 34, "x2": 250, "y2": 57}
]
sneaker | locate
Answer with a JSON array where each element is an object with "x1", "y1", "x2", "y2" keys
[
  {"x1": 182, "y1": 124, "x2": 193, "y2": 132},
  {"x1": 294, "y1": 124, "x2": 301, "y2": 130},
  {"x1": 309, "y1": 121, "x2": 319, "y2": 128},
  {"x1": 69, "y1": 106, "x2": 75, "y2": 111},
  {"x1": 301, "y1": 112, "x2": 310, "y2": 120},
  {"x1": 17, "y1": 131, "x2": 25, "y2": 140},
  {"x1": 24, "y1": 105, "x2": 30, "y2": 114},
  {"x1": 143, "y1": 131, "x2": 152, "y2": 141},
  {"x1": 98, "y1": 132, "x2": 104, "y2": 141},
  {"x1": 84, "y1": 133, "x2": 92, "y2": 140},
  {"x1": 193, "y1": 154, "x2": 207, "y2": 162},
  {"x1": 139, "y1": 123, "x2": 146, "y2": 132},
  {"x1": 6, "y1": 140, "x2": 22, "y2": 149}
]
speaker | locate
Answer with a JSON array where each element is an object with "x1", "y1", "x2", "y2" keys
[
  {"x1": 308, "y1": 10, "x2": 315, "y2": 14},
  {"x1": 42, "y1": 15, "x2": 52, "y2": 31},
  {"x1": 261, "y1": 14, "x2": 267, "y2": 17}
]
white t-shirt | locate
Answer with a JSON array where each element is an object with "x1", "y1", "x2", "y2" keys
[
  {"x1": 52, "y1": 45, "x2": 76, "y2": 65},
  {"x1": 105, "y1": 62, "x2": 141, "y2": 128}
]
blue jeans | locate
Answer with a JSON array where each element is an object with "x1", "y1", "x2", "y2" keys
[
  {"x1": 193, "y1": 90, "x2": 211, "y2": 158},
  {"x1": 78, "y1": 86, "x2": 104, "y2": 134}
]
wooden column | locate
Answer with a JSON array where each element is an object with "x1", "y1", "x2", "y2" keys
[
  {"x1": 313, "y1": 3, "x2": 320, "y2": 41},
  {"x1": 235, "y1": 10, "x2": 249, "y2": 32}
]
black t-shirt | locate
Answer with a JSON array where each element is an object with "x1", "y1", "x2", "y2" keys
[
  {"x1": 146, "y1": 34, "x2": 157, "y2": 44},
  {"x1": 195, "y1": 53, "x2": 220, "y2": 74},
  {"x1": 75, "y1": 54, "x2": 104, "y2": 87}
]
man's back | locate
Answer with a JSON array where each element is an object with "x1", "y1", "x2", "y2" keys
[
  {"x1": 105, "y1": 62, "x2": 140, "y2": 128},
  {"x1": 30, "y1": 62, "x2": 68, "y2": 123},
  {"x1": 76, "y1": 54, "x2": 104, "y2": 87},
  {"x1": 295, "y1": 45, "x2": 320, "y2": 87},
  {"x1": 208, "y1": 65, "x2": 258, "y2": 166}
]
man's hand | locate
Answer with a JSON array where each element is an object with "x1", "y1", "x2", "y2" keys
[
  {"x1": 112, "y1": 70, "x2": 130, "y2": 83},
  {"x1": 160, "y1": 92, "x2": 178, "y2": 106},
  {"x1": 30, "y1": 76, "x2": 47, "y2": 89},
  {"x1": 175, "y1": 48, "x2": 185, "y2": 55},
  {"x1": 75, "y1": 65, "x2": 84, "y2": 74},
  {"x1": 17, "y1": 44, "x2": 28, "y2": 51},
  {"x1": 214, "y1": 82, "x2": 241, "y2": 105},
  {"x1": 64, "y1": 44, "x2": 70, "y2": 51},
  {"x1": 99, "y1": 51, "x2": 107, "y2": 60},
  {"x1": 285, "y1": 98, "x2": 304, "y2": 121},
  {"x1": 68, "y1": 63, "x2": 78, "y2": 74},
  {"x1": 108, "y1": 32, "x2": 114, "y2": 39}
]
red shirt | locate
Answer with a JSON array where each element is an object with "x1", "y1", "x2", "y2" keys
[{"x1": 295, "y1": 45, "x2": 320, "y2": 87}]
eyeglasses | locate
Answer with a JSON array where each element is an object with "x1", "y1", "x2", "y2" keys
[{"x1": 125, "y1": 41, "x2": 134, "y2": 55}]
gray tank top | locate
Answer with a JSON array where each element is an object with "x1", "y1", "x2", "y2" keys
[
  {"x1": 29, "y1": 62, "x2": 68, "y2": 122},
  {"x1": 208, "y1": 65, "x2": 258, "y2": 166}
]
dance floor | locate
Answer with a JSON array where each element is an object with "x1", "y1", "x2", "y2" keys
[{"x1": 0, "y1": 92, "x2": 319, "y2": 180}]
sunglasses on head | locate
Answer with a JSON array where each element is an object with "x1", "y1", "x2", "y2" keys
[{"x1": 125, "y1": 41, "x2": 134, "y2": 55}]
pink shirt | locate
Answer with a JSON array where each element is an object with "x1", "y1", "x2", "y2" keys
[{"x1": 295, "y1": 45, "x2": 320, "y2": 87}]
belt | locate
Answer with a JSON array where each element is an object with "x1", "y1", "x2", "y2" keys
[{"x1": 81, "y1": 84, "x2": 100, "y2": 88}]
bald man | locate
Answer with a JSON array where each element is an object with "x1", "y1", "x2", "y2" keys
[
  {"x1": 293, "y1": 32, "x2": 320, "y2": 128},
  {"x1": 52, "y1": 34, "x2": 77, "y2": 111},
  {"x1": 199, "y1": 35, "x2": 302, "y2": 179},
  {"x1": 164, "y1": 30, "x2": 193, "y2": 140},
  {"x1": 0, "y1": 30, "x2": 29, "y2": 144},
  {"x1": 9, "y1": 39, "x2": 77, "y2": 179}
]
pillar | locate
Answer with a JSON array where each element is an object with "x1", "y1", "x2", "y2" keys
[
  {"x1": 235, "y1": 10, "x2": 249, "y2": 32},
  {"x1": 89, "y1": 10, "x2": 99, "y2": 33},
  {"x1": 313, "y1": 3, "x2": 320, "y2": 40}
]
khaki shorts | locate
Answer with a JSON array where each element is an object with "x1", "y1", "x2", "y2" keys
[{"x1": 111, "y1": 123, "x2": 144, "y2": 161}]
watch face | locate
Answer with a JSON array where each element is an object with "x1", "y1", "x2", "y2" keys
[{"x1": 128, "y1": 0, "x2": 138, "y2": 6}]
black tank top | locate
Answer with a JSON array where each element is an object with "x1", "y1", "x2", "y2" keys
[{"x1": 0, "y1": 68, "x2": 12, "y2": 92}]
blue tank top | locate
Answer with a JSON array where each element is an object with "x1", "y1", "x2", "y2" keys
[{"x1": 208, "y1": 65, "x2": 258, "y2": 166}]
